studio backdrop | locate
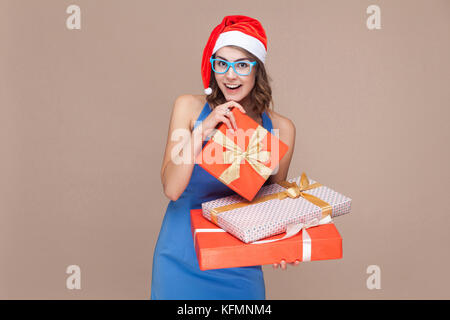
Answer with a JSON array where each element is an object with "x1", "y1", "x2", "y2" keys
[{"x1": 1, "y1": 0, "x2": 449, "y2": 299}]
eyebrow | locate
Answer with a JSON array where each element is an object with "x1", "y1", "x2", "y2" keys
[{"x1": 216, "y1": 56, "x2": 250, "y2": 62}]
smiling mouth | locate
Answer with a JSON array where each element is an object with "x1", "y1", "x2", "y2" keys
[{"x1": 225, "y1": 84, "x2": 242, "y2": 90}]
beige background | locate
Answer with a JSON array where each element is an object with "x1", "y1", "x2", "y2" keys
[{"x1": 1, "y1": 0, "x2": 449, "y2": 299}]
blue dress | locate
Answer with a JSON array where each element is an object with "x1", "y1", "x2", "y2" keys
[{"x1": 151, "y1": 102, "x2": 273, "y2": 300}]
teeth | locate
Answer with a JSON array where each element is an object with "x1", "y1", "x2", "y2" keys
[{"x1": 226, "y1": 84, "x2": 240, "y2": 89}]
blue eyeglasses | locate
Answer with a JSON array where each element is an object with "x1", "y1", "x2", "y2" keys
[{"x1": 210, "y1": 57, "x2": 257, "y2": 76}]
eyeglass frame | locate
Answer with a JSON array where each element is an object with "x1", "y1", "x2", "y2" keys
[{"x1": 210, "y1": 57, "x2": 257, "y2": 76}]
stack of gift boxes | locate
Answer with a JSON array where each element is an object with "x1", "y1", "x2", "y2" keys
[{"x1": 191, "y1": 107, "x2": 352, "y2": 271}]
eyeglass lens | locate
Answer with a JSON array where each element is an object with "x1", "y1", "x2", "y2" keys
[{"x1": 213, "y1": 60, "x2": 252, "y2": 76}]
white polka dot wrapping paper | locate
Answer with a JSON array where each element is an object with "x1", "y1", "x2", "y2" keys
[{"x1": 201, "y1": 174, "x2": 352, "y2": 243}]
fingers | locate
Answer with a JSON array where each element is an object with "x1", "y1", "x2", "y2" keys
[
  {"x1": 213, "y1": 101, "x2": 246, "y2": 133},
  {"x1": 272, "y1": 260, "x2": 300, "y2": 270},
  {"x1": 216, "y1": 108, "x2": 237, "y2": 132},
  {"x1": 225, "y1": 112, "x2": 238, "y2": 131},
  {"x1": 225, "y1": 101, "x2": 246, "y2": 114},
  {"x1": 218, "y1": 116, "x2": 234, "y2": 133},
  {"x1": 273, "y1": 260, "x2": 286, "y2": 270}
]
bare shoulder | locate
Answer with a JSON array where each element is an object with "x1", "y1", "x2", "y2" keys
[
  {"x1": 267, "y1": 109, "x2": 296, "y2": 137},
  {"x1": 172, "y1": 94, "x2": 206, "y2": 130}
]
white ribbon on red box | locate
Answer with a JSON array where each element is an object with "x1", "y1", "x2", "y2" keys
[
  {"x1": 252, "y1": 215, "x2": 332, "y2": 261},
  {"x1": 193, "y1": 215, "x2": 333, "y2": 262}
]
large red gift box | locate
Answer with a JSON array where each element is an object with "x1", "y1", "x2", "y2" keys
[
  {"x1": 196, "y1": 107, "x2": 289, "y2": 201},
  {"x1": 190, "y1": 209, "x2": 343, "y2": 271}
]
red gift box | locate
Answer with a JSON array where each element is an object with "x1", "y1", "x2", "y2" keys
[
  {"x1": 190, "y1": 209, "x2": 343, "y2": 271},
  {"x1": 196, "y1": 107, "x2": 289, "y2": 201}
]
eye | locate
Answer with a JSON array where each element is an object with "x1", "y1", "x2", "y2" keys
[
  {"x1": 239, "y1": 62, "x2": 250, "y2": 68},
  {"x1": 218, "y1": 60, "x2": 227, "y2": 67}
]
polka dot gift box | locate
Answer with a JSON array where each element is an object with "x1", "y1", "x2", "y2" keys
[{"x1": 201, "y1": 172, "x2": 352, "y2": 243}]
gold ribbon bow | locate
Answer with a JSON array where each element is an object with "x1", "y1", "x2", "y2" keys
[
  {"x1": 212, "y1": 125, "x2": 272, "y2": 185},
  {"x1": 209, "y1": 172, "x2": 333, "y2": 225}
]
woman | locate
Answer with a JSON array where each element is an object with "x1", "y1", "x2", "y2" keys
[{"x1": 151, "y1": 15, "x2": 298, "y2": 300}]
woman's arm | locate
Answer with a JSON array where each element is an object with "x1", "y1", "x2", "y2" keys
[
  {"x1": 161, "y1": 96, "x2": 247, "y2": 201},
  {"x1": 266, "y1": 112, "x2": 296, "y2": 184},
  {"x1": 160, "y1": 95, "x2": 203, "y2": 201}
]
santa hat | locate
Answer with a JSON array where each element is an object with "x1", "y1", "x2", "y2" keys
[{"x1": 201, "y1": 15, "x2": 268, "y2": 95}]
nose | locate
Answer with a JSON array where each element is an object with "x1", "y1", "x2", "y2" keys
[{"x1": 225, "y1": 65, "x2": 238, "y2": 79}]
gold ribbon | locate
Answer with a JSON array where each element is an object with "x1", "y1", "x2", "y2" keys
[
  {"x1": 209, "y1": 172, "x2": 333, "y2": 225},
  {"x1": 211, "y1": 125, "x2": 272, "y2": 185}
]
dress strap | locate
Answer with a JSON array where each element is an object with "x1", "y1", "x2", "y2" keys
[
  {"x1": 193, "y1": 102, "x2": 212, "y2": 130},
  {"x1": 261, "y1": 110, "x2": 273, "y2": 132}
]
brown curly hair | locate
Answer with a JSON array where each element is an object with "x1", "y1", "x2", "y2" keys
[{"x1": 205, "y1": 45, "x2": 274, "y2": 115}]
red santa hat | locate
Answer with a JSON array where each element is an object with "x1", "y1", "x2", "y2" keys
[{"x1": 201, "y1": 15, "x2": 268, "y2": 95}]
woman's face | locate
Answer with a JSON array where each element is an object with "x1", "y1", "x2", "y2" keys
[{"x1": 213, "y1": 46, "x2": 256, "y2": 103}]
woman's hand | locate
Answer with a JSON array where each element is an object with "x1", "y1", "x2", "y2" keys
[
  {"x1": 201, "y1": 101, "x2": 246, "y2": 140},
  {"x1": 272, "y1": 259, "x2": 300, "y2": 270}
]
